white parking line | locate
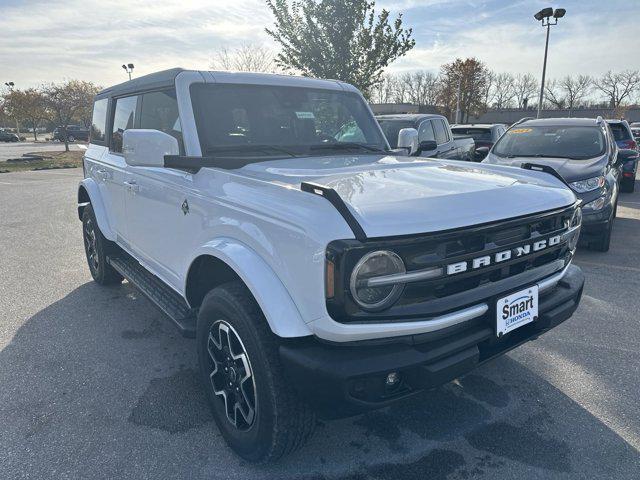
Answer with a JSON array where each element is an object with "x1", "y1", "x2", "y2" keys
[{"x1": 77, "y1": 145, "x2": 88, "y2": 150}]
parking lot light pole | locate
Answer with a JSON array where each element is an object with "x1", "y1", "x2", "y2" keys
[
  {"x1": 4, "y1": 81, "x2": 20, "y2": 135},
  {"x1": 534, "y1": 7, "x2": 565, "y2": 118},
  {"x1": 121, "y1": 63, "x2": 135, "y2": 80}
]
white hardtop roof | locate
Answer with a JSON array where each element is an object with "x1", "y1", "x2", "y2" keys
[{"x1": 97, "y1": 68, "x2": 360, "y2": 99}]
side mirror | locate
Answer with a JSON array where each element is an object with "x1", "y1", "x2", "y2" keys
[
  {"x1": 397, "y1": 128, "x2": 419, "y2": 155},
  {"x1": 122, "y1": 129, "x2": 179, "y2": 167},
  {"x1": 475, "y1": 146, "x2": 490, "y2": 160},
  {"x1": 418, "y1": 140, "x2": 437, "y2": 153}
]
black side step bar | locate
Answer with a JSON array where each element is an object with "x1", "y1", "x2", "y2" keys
[
  {"x1": 521, "y1": 163, "x2": 570, "y2": 188},
  {"x1": 300, "y1": 181, "x2": 367, "y2": 241},
  {"x1": 107, "y1": 252, "x2": 196, "y2": 338}
]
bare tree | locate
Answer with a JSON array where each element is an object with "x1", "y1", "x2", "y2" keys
[
  {"x1": 43, "y1": 80, "x2": 98, "y2": 152},
  {"x1": 392, "y1": 73, "x2": 410, "y2": 103},
  {"x1": 211, "y1": 44, "x2": 279, "y2": 73},
  {"x1": 371, "y1": 74, "x2": 395, "y2": 104},
  {"x1": 482, "y1": 71, "x2": 495, "y2": 108},
  {"x1": 513, "y1": 73, "x2": 538, "y2": 109},
  {"x1": 490, "y1": 72, "x2": 516, "y2": 109},
  {"x1": 594, "y1": 70, "x2": 640, "y2": 108},
  {"x1": 544, "y1": 79, "x2": 565, "y2": 109},
  {"x1": 561, "y1": 74, "x2": 592, "y2": 114},
  {"x1": 406, "y1": 71, "x2": 438, "y2": 107}
]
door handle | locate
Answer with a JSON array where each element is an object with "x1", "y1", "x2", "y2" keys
[{"x1": 124, "y1": 180, "x2": 140, "y2": 193}]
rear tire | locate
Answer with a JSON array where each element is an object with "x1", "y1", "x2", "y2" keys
[
  {"x1": 68, "y1": 135, "x2": 76, "y2": 142},
  {"x1": 197, "y1": 282, "x2": 316, "y2": 463},
  {"x1": 82, "y1": 204, "x2": 123, "y2": 285}
]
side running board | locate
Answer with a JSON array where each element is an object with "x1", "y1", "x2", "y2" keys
[
  {"x1": 300, "y1": 181, "x2": 367, "y2": 241},
  {"x1": 107, "y1": 252, "x2": 196, "y2": 338}
]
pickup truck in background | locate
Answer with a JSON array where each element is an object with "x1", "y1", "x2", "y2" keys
[
  {"x1": 376, "y1": 114, "x2": 476, "y2": 161},
  {"x1": 451, "y1": 123, "x2": 508, "y2": 161}
]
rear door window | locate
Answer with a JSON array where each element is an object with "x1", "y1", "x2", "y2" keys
[{"x1": 110, "y1": 95, "x2": 139, "y2": 153}]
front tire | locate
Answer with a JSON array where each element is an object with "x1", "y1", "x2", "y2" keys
[
  {"x1": 82, "y1": 204, "x2": 123, "y2": 285},
  {"x1": 591, "y1": 208, "x2": 615, "y2": 252},
  {"x1": 197, "y1": 282, "x2": 316, "y2": 463}
]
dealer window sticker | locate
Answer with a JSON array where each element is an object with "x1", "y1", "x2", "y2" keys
[{"x1": 509, "y1": 128, "x2": 533, "y2": 134}]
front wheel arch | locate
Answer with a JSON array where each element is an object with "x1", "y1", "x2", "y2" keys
[{"x1": 184, "y1": 244, "x2": 312, "y2": 339}]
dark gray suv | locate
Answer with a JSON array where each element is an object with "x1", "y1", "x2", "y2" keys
[
  {"x1": 0, "y1": 129, "x2": 20, "y2": 142},
  {"x1": 52, "y1": 125, "x2": 89, "y2": 142},
  {"x1": 483, "y1": 117, "x2": 635, "y2": 252}
]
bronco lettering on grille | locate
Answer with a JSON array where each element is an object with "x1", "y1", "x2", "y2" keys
[{"x1": 445, "y1": 234, "x2": 562, "y2": 275}]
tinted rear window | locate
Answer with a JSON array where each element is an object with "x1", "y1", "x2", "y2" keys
[
  {"x1": 451, "y1": 127, "x2": 492, "y2": 142},
  {"x1": 608, "y1": 123, "x2": 631, "y2": 141},
  {"x1": 493, "y1": 125, "x2": 606, "y2": 160},
  {"x1": 377, "y1": 120, "x2": 415, "y2": 148}
]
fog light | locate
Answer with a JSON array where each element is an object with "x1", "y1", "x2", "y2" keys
[{"x1": 386, "y1": 372, "x2": 400, "y2": 386}]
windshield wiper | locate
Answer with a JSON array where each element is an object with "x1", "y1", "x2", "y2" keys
[
  {"x1": 308, "y1": 142, "x2": 388, "y2": 153},
  {"x1": 504, "y1": 154, "x2": 560, "y2": 159},
  {"x1": 505, "y1": 153, "x2": 592, "y2": 160},
  {"x1": 204, "y1": 144, "x2": 297, "y2": 157}
]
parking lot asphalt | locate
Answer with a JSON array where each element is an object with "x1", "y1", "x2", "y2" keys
[
  {"x1": 0, "y1": 168, "x2": 638, "y2": 479},
  {"x1": 0, "y1": 141, "x2": 85, "y2": 161}
]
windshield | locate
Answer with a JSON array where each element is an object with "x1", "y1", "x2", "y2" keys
[
  {"x1": 493, "y1": 125, "x2": 605, "y2": 160},
  {"x1": 190, "y1": 84, "x2": 387, "y2": 159},
  {"x1": 377, "y1": 120, "x2": 415, "y2": 148},
  {"x1": 451, "y1": 127, "x2": 492, "y2": 143}
]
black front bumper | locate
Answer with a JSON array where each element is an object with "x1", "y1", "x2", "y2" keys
[{"x1": 280, "y1": 264, "x2": 584, "y2": 418}]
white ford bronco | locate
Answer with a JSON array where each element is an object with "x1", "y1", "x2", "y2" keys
[{"x1": 79, "y1": 68, "x2": 584, "y2": 462}]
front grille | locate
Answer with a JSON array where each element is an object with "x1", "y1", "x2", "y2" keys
[{"x1": 326, "y1": 206, "x2": 575, "y2": 324}]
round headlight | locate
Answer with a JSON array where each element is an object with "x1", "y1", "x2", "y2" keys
[
  {"x1": 566, "y1": 207, "x2": 582, "y2": 251},
  {"x1": 349, "y1": 250, "x2": 405, "y2": 311}
]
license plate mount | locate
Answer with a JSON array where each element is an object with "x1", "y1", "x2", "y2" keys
[{"x1": 496, "y1": 285, "x2": 539, "y2": 337}]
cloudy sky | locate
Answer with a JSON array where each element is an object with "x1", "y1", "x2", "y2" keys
[{"x1": 1, "y1": 0, "x2": 639, "y2": 90}]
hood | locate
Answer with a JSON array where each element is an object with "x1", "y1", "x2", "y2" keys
[
  {"x1": 483, "y1": 152, "x2": 607, "y2": 183},
  {"x1": 236, "y1": 154, "x2": 577, "y2": 238}
]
